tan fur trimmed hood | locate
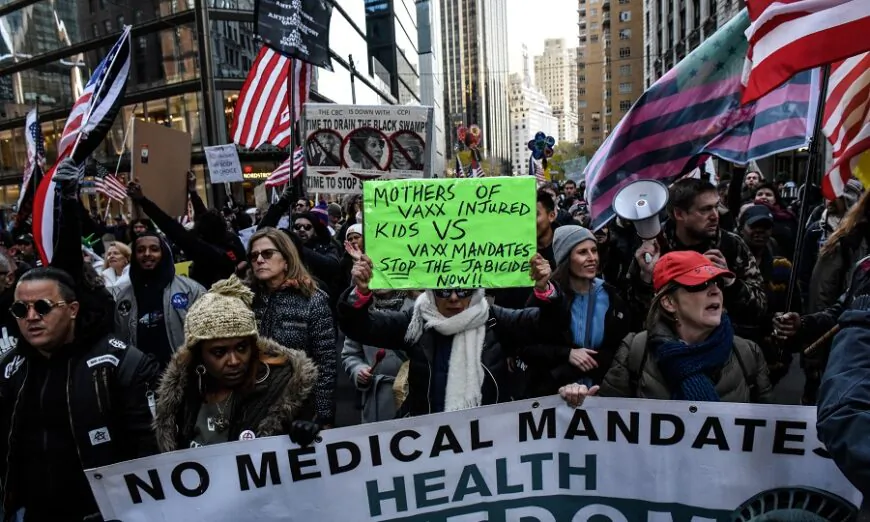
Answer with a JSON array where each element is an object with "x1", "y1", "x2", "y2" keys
[{"x1": 154, "y1": 337, "x2": 318, "y2": 452}]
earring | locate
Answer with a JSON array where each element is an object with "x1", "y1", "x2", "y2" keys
[{"x1": 195, "y1": 364, "x2": 206, "y2": 393}]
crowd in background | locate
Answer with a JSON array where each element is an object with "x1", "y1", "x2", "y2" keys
[{"x1": 1, "y1": 156, "x2": 870, "y2": 520}]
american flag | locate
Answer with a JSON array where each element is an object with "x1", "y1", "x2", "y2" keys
[
  {"x1": 231, "y1": 46, "x2": 312, "y2": 150},
  {"x1": 94, "y1": 162, "x2": 127, "y2": 202},
  {"x1": 265, "y1": 146, "x2": 305, "y2": 188},
  {"x1": 529, "y1": 155, "x2": 546, "y2": 184},
  {"x1": 454, "y1": 156, "x2": 465, "y2": 178},
  {"x1": 34, "y1": 26, "x2": 132, "y2": 264},
  {"x1": 741, "y1": 0, "x2": 870, "y2": 104},
  {"x1": 470, "y1": 157, "x2": 484, "y2": 178},
  {"x1": 822, "y1": 52, "x2": 870, "y2": 199},
  {"x1": 17, "y1": 108, "x2": 45, "y2": 212}
]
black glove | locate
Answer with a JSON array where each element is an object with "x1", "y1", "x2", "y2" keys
[
  {"x1": 288, "y1": 420, "x2": 320, "y2": 447},
  {"x1": 846, "y1": 254, "x2": 870, "y2": 311},
  {"x1": 53, "y1": 158, "x2": 81, "y2": 199},
  {"x1": 279, "y1": 183, "x2": 297, "y2": 204}
]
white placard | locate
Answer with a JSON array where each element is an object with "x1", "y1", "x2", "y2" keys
[
  {"x1": 87, "y1": 397, "x2": 861, "y2": 521},
  {"x1": 204, "y1": 144, "x2": 244, "y2": 183}
]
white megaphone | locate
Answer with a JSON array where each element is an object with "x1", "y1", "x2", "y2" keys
[{"x1": 612, "y1": 180, "x2": 669, "y2": 240}]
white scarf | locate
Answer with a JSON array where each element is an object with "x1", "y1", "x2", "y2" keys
[{"x1": 405, "y1": 290, "x2": 490, "y2": 412}]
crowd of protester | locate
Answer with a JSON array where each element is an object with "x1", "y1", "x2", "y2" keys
[{"x1": 0, "y1": 157, "x2": 869, "y2": 520}]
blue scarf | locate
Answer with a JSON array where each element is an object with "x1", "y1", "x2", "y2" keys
[{"x1": 651, "y1": 315, "x2": 734, "y2": 402}]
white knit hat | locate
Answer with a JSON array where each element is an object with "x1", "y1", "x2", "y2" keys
[{"x1": 181, "y1": 276, "x2": 258, "y2": 351}]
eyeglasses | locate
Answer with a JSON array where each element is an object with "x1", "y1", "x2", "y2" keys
[
  {"x1": 433, "y1": 289, "x2": 472, "y2": 299},
  {"x1": 10, "y1": 299, "x2": 68, "y2": 319},
  {"x1": 679, "y1": 278, "x2": 722, "y2": 293},
  {"x1": 248, "y1": 248, "x2": 280, "y2": 262},
  {"x1": 294, "y1": 224, "x2": 313, "y2": 232}
]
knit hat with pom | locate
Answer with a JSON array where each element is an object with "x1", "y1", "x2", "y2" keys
[{"x1": 182, "y1": 275, "x2": 258, "y2": 350}]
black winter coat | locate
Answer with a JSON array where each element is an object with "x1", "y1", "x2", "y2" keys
[
  {"x1": 338, "y1": 288, "x2": 561, "y2": 417},
  {"x1": 519, "y1": 281, "x2": 631, "y2": 397},
  {"x1": 0, "y1": 336, "x2": 160, "y2": 520}
]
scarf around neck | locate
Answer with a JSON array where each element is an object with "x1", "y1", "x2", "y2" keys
[
  {"x1": 650, "y1": 315, "x2": 734, "y2": 402},
  {"x1": 405, "y1": 290, "x2": 490, "y2": 412}
]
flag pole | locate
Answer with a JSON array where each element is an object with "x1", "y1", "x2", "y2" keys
[
  {"x1": 786, "y1": 64, "x2": 832, "y2": 312},
  {"x1": 114, "y1": 103, "x2": 137, "y2": 178}
]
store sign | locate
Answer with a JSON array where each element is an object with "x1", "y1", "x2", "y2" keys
[{"x1": 243, "y1": 172, "x2": 271, "y2": 181}]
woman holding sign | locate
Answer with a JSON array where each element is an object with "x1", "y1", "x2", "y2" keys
[
  {"x1": 559, "y1": 251, "x2": 772, "y2": 407},
  {"x1": 338, "y1": 251, "x2": 559, "y2": 416}
]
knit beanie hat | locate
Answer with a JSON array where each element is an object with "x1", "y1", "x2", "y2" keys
[
  {"x1": 311, "y1": 202, "x2": 330, "y2": 227},
  {"x1": 552, "y1": 225, "x2": 595, "y2": 266},
  {"x1": 182, "y1": 276, "x2": 258, "y2": 351}
]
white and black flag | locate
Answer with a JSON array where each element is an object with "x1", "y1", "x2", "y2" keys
[{"x1": 255, "y1": 0, "x2": 333, "y2": 70}]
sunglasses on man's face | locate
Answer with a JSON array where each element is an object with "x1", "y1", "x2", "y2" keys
[
  {"x1": 679, "y1": 278, "x2": 723, "y2": 293},
  {"x1": 10, "y1": 299, "x2": 68, "y2": 319},
  {"x1": 248, "y1": 248, "x2": 280, "y2": 262},
  {"x1": 294, "y1": 223, "x2": 313, "y2": 232},
  {"x1": 433, "y1": 289, "x2": 472, "y2": 299}
]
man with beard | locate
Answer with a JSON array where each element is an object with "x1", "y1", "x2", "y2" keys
[
  {"x1": 627, "y1": 178, "x2": 767, "y2": 335},
  {"x1": 113, "y1": 232, "x2": 205, "y2": 368}
]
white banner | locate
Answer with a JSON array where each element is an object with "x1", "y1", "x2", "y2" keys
[
  {"x1": 87, "y1": 397, "x2": 861, "y2": 521},
  {"x1": 204, "y1": 144, "x2": 244, "y2": 183},
  {"x1": 301, "y1": 104, "x2": 434, "y2": 194}
]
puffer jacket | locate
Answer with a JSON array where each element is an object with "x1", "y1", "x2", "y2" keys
[
  {"x1": 817, "y1": 309, "x2": 870, "y2": 519},
  {"x1": 251, "y1": 282, "x2": 336, "y2": 426},
  {"x1": 808, "y1": 222, "x2": 870, "y2": 313},
  {"x1": 154, "y1": 338, "x2": 317, "y2": 451},
  {"x1": 600, "y1": 321, "x2": 773, "y2": 403},
  {"x1": 337, "y1": 286, "x2": 562, "y2": 417}
]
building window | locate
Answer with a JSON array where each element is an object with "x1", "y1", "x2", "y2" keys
[
  {"x1": 579, "y1": 125, "x2": 585, "y2": 134},
  {"x1": 103, "y1": 20, "x2": 112, "y2": 33},
  {"x1": 579, "y1": 138, "x2": 586, "y2": 146},
  {"x1": 592, "y1": 138, "x2": 601, "y2": 146},
  {"x1": 591, "y1": 34, "x2": 599, "y2": 42},
  {"x1": 591, "y1": 8, "x2": 598, "y2": 15},
  {"x1": 619, "y1": 82, "x2": 633, "y2": 93},
  {"x1": 620, "y1": 100, "x2": 632, "y2": 111},
  {"x1": 135, "y1": 9, "x2": 144, "y2": 22},
  {"x1": 579, "y1": 101, "x2": 588, "y2": 108},
  {"x1": 579, "y1": 88, "x2": 586, "y2": 96},
  {"x1": 619, "y1": 0, "x2": 630, "y2": 3},
  {"x1": 620, "y1": 11, "x2": 631, "y2": 22},
  {"x1": 620, "y1": 64, "x2": 632, "y2": 76},
  {"x1": 619, "y1": 29, "x2": 632, "y2": 40},
  {"x1": 619, "y1": 47, "x2": 631, "y2": 58},
  {"x1": 92, "y1": 23, "x2": 99, "y2": 38},
  {"x1": 579, "y1": 75, "x2": 586, "y2": 83}
]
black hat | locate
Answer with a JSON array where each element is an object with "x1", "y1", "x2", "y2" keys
[
  {"x1": 14, "y1": 233, "x2": 33, "y2": 246},
  {"x1": 741, "y1": 205, "x2": 774, "y2": 227}
]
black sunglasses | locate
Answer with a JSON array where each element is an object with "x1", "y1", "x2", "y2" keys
[
  {"x1": 433, "y1": 289, "x2": 473, "y2": 299},
  {"x1": 10, "y1": 299, "x2": 68, "y2": 319},
  {"x1": 679, "y1": 278, "x2": 723, "y2": 293},
  {"x1": 248, "y1": 248, "x2": 280, "y2": 262},
  {"x1": 294, "y1": 224, "x2": 313, "y2": 231}
]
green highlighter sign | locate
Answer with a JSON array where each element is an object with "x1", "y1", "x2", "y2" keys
[{"x1": 363, "y1": 176, "x2": 537, "y2": 290}]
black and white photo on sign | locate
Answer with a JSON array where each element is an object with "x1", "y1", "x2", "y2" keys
[
  {"x1": 342, "y1": 128, "x2": 391, "y2": 171},
  {"x1": 390, "y1": 131, "x2": 425, "y2": 171},
  {"x1": 305, "y1": 129, "x2": 342, "y2": 167}
]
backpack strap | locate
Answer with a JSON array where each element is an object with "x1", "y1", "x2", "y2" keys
[
  {"x1": 626, "y1": 332, "x2": 649, "y2": 397},
  {"x1": 731, "y1": 341, "x2": 759, "y2": 403}
]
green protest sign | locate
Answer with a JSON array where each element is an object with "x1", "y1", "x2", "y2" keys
[{"x1": 363, "y1": 176, "x2": 537, "y2": 290}]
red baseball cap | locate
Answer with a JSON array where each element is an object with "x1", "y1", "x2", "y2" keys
[{"x1": 653, "y1": 251, "x2": 734, "y2": 292}]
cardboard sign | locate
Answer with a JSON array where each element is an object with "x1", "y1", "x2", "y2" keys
[
  {"x1": 363, "y1": 176, "x2": 537, "y2": 290},
  {"x1": 254, "y1": 184, "x2": 269, "y2": 211},
  {"x1": 131, "y1": 120, "x2": 191, "y2": 219},
  {"x1": 204, "y1": 145, "x2": 243, "y2": 183}
]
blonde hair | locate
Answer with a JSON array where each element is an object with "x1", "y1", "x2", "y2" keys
[
  {"x1": 248, "y1": 227, "x2": 318, "y2": 298},
  {"x1": 645, "y1": 283, "x2": 678, "y2": 332},
  {"x1": 105, "y1": 241, "x2": 131, "y2": 262},
  {"x1": 820, "y1": 189, "x2": 870, "y2": 258}
]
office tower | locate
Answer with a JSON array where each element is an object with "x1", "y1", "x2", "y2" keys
[
  {"x1": 509, "y1": 49, "x2": 558, "y2": 175},
  {"x1": 577, "y1": 0, "x2": 644, "y2": 151},
  {"x1": 440, "y1": 0, "x2": 511, "y2": 175},
  {"x1": 366, "y1": 0, "x2": 421, "y2": 104},
  {"x1": 534, "y1": 38, "x2": 578, "y2": 144},
  {"x1": 416, "y1": 0, "x2": 446, "y2": 176}
]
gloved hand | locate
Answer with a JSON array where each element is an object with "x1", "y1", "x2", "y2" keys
[
  {"x1": 846, "y1": 254, "x2": 870, "y2": 311},
  {"x1": 53, "y1": 158, "x2": 81, "y2": 199},
  {"x1": 288, "y1": 420, "x2": 320, "y2": 447},
  {"x1": 279, "y1": 183, "x2": 297, "y2": 204}
]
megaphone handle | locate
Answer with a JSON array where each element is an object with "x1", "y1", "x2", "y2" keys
[{"x1": 644, "y1": 252, "x2": 653, "y2": 264}]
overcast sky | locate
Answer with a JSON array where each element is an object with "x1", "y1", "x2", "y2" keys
[{"x1": 506, "y1": 0, "x2": 580, "y2": 79}]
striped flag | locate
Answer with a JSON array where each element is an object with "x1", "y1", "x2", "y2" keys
[
  {"x1": 454, "y1": 156, "x2": 465, "y2": 178},
  {"x1": 586, "y1": 10, "x2": 819, "y2": 230},
  {"x1": 33, "y1": 27, "x2": 132, "y2": 264},
  {"x1": 742, "y1": 0, "x2": 870, "y2": 104},
  {"x1": 265, "y1": 146, "x2": 305, "y2": 188},
  {"x1": 94, "y1": 162, "x2": 127, "y2": 202},
  {"x1": 535, "y1": 162, "x2": 546, "y2": 184},
  {"x1": 470, "y1": 156, "x2": 484, "y2": 178},
  {"x1": 231, "y1": 46, "x2": 312, "y2": 150},
  {"x1": 822, "y1": 52, "x2": 870, "y2": 199},
  {"x1": 16, "y1": 108, "x2": 45, "y2": 215}
]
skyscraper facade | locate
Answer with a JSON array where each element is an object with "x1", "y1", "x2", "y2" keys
[
  {"x1": 365, "y1": 0, "x2": 421, "y2": 104},
  {"x1": 440, "y1": 0, "x2": 510, "y2": 175},
  {"x1": 577, "y1": 0, "x2": 644, "y2": 152},
  {"x1": 534, "y1": 38, "x2": 578, "y2": 144},
  {"x1": 416, "y1": 0, "x2": 446, "y2": 177},
  {"x1": 642, "y1": 0, "x2": 745, "y2": 86},
  {"x1": 509, "y1": 66, "x2": 558, "y2": 176}
]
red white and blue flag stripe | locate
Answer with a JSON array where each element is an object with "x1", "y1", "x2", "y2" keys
[
  {"x1": 33, "y1": 26, "x2": 132, "y2": 264},
  {"x1": 265, "y1": 146, "x2": 305, "y2": 187},
  {"x1": 585, "y1": 10, "x2": 818, "y2": 230}
]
